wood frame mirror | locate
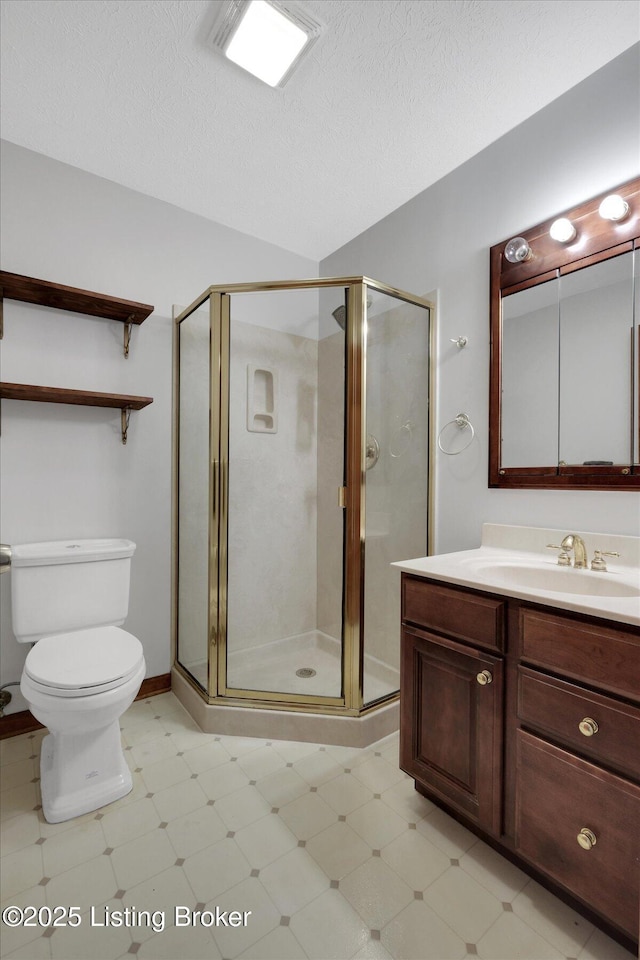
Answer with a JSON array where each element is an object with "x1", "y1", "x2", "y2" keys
[{"x1": 489, "y1": 176, "x2": 640, "y2": 490}]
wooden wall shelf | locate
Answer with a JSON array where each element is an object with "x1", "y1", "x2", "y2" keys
[
  {"x1": 0, "y1": 271, "x2": 154, "y2": 357},
  {"x1": 0, "y1": 271, "x2": 153, "y2": 325},
  {"x1": 0, "y1": 382, "x2": 152, "y2": 409},
  {"x1": 0, "y1": 383, "x2": 153, "y2": 444}
]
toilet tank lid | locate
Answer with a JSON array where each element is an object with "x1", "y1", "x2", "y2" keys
[{"x1": 11, "y1": 539, "x2": 136, "y2": 567}]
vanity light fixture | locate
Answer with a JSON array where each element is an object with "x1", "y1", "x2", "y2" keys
[
  {"x1": 504, "y1": 237, "x2": 532, "y2": 263},
  {"x1": 598, "y1": 194, "x2": 630, "y2": 222},
  {"x1": 549, "y1": 218, "x2": 577, "y2": 243},
  {"x1": 209, "y1": 0, "x2": 323, "y2": 87}
]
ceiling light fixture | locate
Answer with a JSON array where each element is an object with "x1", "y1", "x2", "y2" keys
[
  {"x1": 549, "y1": 218, "x2": 577, "y2": 243},
  {"x1": 210, "y1": 0, "x2": 323, "y2": 88},
  {"x1": 598, "y1": 194, "x2": 630, "y2": 222}
]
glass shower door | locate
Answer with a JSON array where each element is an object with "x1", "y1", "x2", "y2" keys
[{"x1": 221, "y1": 286, "x2": 347, "y2": 703}]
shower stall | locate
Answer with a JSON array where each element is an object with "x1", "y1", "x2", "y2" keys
[{"x1": 172, "y1": 277, "x2": 433, "y2": 743}]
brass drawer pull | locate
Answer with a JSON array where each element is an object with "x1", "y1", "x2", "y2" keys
[
  {"x1": 578, "y1": 717, "x2": 599, "y2": 737},
  {"x1": 577, "y1": 827, "x2": 597, "y2": 850},
  {"x1": 476, "y1": 670, "x2": 493, "y2": 685}
]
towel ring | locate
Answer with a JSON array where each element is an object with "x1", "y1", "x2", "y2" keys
[{"x1": 437, "y1": 413, "x2": 474, "y2": 455}]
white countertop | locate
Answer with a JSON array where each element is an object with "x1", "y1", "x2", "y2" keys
[{"x1": 393, "y1": 523, "x2": 640, "y2": 627}]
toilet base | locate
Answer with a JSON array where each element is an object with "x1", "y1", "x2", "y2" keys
[{"x1": 40, "y1": 722, "x2": 133, "y2": 823}]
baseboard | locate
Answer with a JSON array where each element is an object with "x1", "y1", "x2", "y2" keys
[
  {"x1": 138, "y1": 673, "x2": 172, "y2": 699},
  {"x1": 0, "y1": 710, "x2": 43, "y2": 740},
  {"x1": 0, "y1": 673, "x2": 172, "y2": 741}
]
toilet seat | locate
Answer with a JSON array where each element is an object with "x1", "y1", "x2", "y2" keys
[{"x1": 24, "y1": 627, "x2": 144, "y2": 698}]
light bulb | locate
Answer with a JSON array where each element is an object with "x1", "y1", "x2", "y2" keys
[
  {"x1": 598, "y1": 194, "x2": 629, "y2": 222},
  {"x1": 549, "y1": 218, "x2": 576, "y2": 243},
  {"x1": 504, "y1": 237, "x2": 532, "y2": 263}
]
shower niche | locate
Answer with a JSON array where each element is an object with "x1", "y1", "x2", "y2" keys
[
  {"x1": 247, "y1": 364, "x2": 278, "y2": 433},
  {"x1": 173, "y1": 277, "x2": 433, "y2": 740}
]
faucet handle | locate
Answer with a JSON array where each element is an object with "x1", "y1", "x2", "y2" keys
[
  {"x1": 546, "y1": 544, "x2": 571, "y2": 566},
  {"x1": 591, "y1": 550, "x2": 620, "y2": 572}
]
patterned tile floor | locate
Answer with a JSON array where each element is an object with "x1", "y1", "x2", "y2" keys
[{"x1": 0, "y1": 693, "x2": 634, "y2": 960}]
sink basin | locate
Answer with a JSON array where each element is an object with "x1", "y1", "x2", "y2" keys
[{"x1": 465, "y1": 561, "x2": 640, "y2": 598}]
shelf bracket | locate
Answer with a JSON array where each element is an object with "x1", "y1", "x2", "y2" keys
[
  {"x1": 121, "y1": 407, "x2": 132, "y2": 444},
  {"x1": 123, "y1": 317, "x2": 134, "y2": 358}
]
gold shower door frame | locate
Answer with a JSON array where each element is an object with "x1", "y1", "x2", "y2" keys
[{"x1": 174, "y1": 277, "x2": 434, "y2": 716}]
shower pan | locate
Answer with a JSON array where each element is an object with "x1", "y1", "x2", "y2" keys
[{"x1": 172, "y1": 277, "x2": 434, "y2": 744}]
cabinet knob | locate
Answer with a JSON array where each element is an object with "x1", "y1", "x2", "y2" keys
[
  {"x1": 476, "y1": 670, "x2": 493, "y2": 686},
  {"x1": 578, "y1": 717, "x2": 599, "y2": 737},
  {"x1": 576, "y1": 827, "x2": 597, "y2": 851}
]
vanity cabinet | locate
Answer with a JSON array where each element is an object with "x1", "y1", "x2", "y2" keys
[{"x1": 400, "y1": 573, "x2": 640, "y2": 948}]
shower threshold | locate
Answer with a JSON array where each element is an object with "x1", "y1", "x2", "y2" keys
[
  {"x1": 175, "y1": 630, "x2": 400, "y2": 746},
  {"x1": 187, "y1": 630, "x2": 398, "y2": 701}
]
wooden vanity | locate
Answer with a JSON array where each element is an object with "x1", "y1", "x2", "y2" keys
[{"x1": 400, "y1": 574, "x2": 640, "y2": 950}]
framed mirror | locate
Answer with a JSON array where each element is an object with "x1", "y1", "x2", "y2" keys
[{"x1": 489, "y1": 176, "x2": 640, "y2": 489}]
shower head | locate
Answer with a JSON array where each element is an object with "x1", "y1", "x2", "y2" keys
[
  {"x1": 332, "y1": 305, "x2": 346, "y2": 330},
  {"x1": 331, "y1": 296, "x2": 373, "y2": 330}
]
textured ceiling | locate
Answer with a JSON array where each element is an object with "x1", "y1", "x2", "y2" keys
[{"x1": 1, "y1": 0, "x2": 639, "y2": 260}]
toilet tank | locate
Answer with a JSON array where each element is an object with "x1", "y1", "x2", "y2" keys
[{"x1": 10, "y1": 539, "x2": 136, "y2": 643}]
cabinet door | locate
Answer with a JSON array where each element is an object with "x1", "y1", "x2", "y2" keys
[{"x1": 400, "y1": 627, "x2": 503, "y2": 834}]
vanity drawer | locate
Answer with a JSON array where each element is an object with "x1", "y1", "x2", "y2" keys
[
  {"x1": 519, "y1": 607, "x2": 640, "y2": 700},
  {"x1": 515, "y1": 729, "x2": 640, "y2": 941},
  {"x1": 402, "y1": 576, "x2": 505, "y2": 652},
  {"x1": 518, "y1": 667, "x2": 640, "y2": 780}
]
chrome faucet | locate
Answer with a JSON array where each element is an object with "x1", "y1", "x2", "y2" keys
[{"x1": 560, "y1": 534, "x2": 588, "y2": 569}]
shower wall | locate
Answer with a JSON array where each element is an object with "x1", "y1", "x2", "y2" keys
[{"x1": 227, "y1": 320, "x2": 319, "y2": 654}]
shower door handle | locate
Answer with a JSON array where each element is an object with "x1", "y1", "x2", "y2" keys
[{"x1": 338, "y1": 487, "x2": 347, "y2": 508}]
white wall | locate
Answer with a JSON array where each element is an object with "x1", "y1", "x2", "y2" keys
[
  {"x1": 321, "y1": 45, "x2": 640, "y2": 553},
  {"x1": 0, "y1": 141, "x2": 317, "y2": 714}
]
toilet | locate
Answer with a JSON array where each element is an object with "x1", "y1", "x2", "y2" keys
[{"x1": 11, "y1": 539, "x2": 145, "y2": 823}]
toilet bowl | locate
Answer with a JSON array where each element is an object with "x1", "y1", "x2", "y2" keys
[
  {"x1": 20, "y1": 627, "x2": 145, "y2": 823},
  {"x1": 11, "y1": 539, "x2": 145, "y2": 823}
]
